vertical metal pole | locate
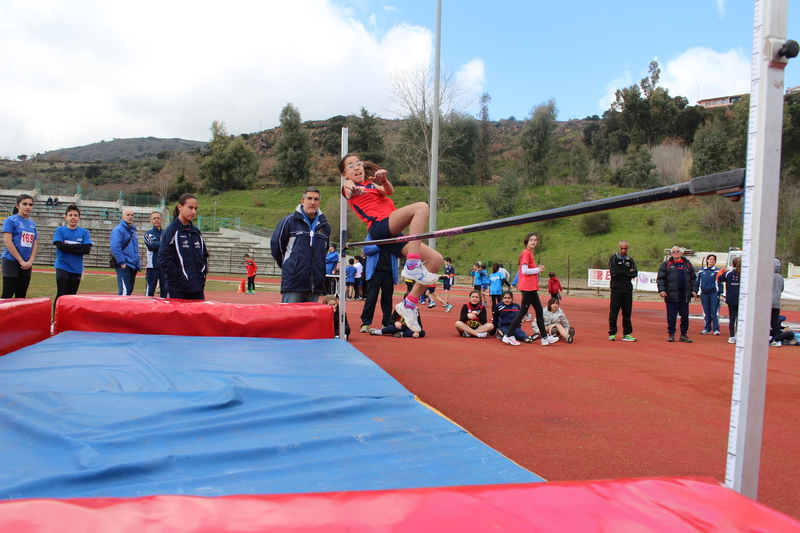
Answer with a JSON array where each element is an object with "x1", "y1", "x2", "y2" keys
[
  {"x1": 725, "y1": 0, "x2": 789, "y2": 498},
  {"x1": 339, "y1": 128, "x2": 349, "y2": 340},
  {"x1": 428, "y1": 0, "x2": 442, "y2": 250}
]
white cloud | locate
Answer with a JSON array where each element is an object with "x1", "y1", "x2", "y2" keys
[
  {"x1": 457, "y1": 58, "x2": 486, "y2": 106},
  {"x1": 0, "y1": 0, "x2": 434, "y2": 157},
  {"x1": 717, "y1": 0, "x2": 727, "y2": 18},
  {"x1": 660, "y1": 47, "x2": 749, "y2": 103},
  {"x1": 598, "y1": 71, "x2": 633, "y2": 113}
]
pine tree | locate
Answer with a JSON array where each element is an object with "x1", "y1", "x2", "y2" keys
[{"x1": 273, "y1": 103, "x2": 312, "y2": 186}]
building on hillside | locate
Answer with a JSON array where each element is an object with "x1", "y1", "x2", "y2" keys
[
  {"x1": 786, "y1": 85, "x2": 800, "y2": 95},
  {"x1": 697, "y1": 94, "x2": 746, "y2": 108}
]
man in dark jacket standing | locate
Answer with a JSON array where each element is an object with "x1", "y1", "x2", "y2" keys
[
  {"x1": 271, "y1": 188, "x2": 331, "y2": 303},
  {"x1": 608, "y1": 240, "x2": 638, "y2": 341},
  {"x1": 657, "y1": 246, "x2": 697, "y2": 343},
  {"x1": 143, "y1": 211, "x2": 167, "y2": 297}
]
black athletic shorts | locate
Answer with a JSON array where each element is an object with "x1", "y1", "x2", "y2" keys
[{"x1": 368, "y1": 218, "x2": 407, "y2": 257}]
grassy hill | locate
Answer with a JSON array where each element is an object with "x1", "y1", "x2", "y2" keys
[
  {"x1": 38, "y1": 137, "x2": 207, "y2": 162},
  {"x1": 196, "y1": 184, "x2": 744, "y2": 274}
]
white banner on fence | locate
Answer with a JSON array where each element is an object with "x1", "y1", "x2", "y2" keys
[
  {"x1": 587, "y1": 270, "x2": 659, "y2": 292},
  {"x1": 589, "y1": 270, "x2": 800, "y2": 299}
]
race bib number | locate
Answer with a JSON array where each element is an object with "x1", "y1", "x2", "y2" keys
[{"x1": 20, "y1": 231, "x2": 34, "y2": 248}]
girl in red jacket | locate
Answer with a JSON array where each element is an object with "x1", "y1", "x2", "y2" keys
[{"x1": 244, "y1": 254, "x2": 258, "y2": 294}]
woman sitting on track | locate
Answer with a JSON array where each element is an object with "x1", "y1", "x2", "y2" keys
[
  {"x1": 494, "y1": 290, "x2": 533, "y2": 345},
  {"x1": 341, "y1": 154, "x2": 442, "y2": 333},
  {"x1": 533, "y1": 298, "x2": 575, "y2": 343},
  {"x1": 455, "y1": 290, "x2": 494, "y2": 338}
]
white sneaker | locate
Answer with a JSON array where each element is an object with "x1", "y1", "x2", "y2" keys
[
  {"x1": 502, "y1": 335, "x2": 520, "y2": 346},
  {"x1": 476, "y1": 332, "x2": 488, "y2": 338},
  {"x1": 369, "y1": 328, "x2": 383, "y2": 336},
  {"x1": 427, "y1": 302, "x2": 436, "y2": 308},
  {"x1": 770, "y1": 341, "x2": 781, "y2": 347},
  {"x1": 541, "y1": 336, "x2": 552, "y2": 346},
  {"x1": 524, "y1": 314, "x2": 532, "y2": 322},
  {"x1": 545, "y1": 334, "x2": 559, "y2": 344},
  {"x1": 401, "y1": 262, "x2": 440, "y2": 285},
  {"x1": 713, "y1": 331, "x2": 720, "y2": 336},
  {"x1": 728, "y1": 337, "x2": 736, "y2": 344},
  {"x1": 395, "y1": 301, "x2": 421, "y2": 333}
]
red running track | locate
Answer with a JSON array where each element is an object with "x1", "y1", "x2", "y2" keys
[{"x1": 89, "y1": 286, "x2": 800, "y2": 519}]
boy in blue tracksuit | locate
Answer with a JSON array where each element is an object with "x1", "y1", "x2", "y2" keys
[{"x1": 694, "y1": 254, "x2": 724, "y2": 335}]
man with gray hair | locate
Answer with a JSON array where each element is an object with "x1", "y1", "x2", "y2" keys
[
  {"x1": 110, "y1": 209, "x2": 140, "y2": 295},
  {"x1": 271, "y1": 187, "x2": 331, "y2": 303},
  {"x1": 657, "y1": 246, "x2": 697, "y2": 342},
  {"x1": 608, "y1": 240, "x2": 637, "y2": 341}
]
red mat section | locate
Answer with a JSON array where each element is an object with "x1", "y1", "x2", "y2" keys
[
  {"x1": 1, "y1": 477, "x2": 797, "y2": 532},
  {"x1": 0, "y1": 297, "x2": 50, "y2": 356},
  {"x1": 53, "y1": 295, "x2": 333, "y2": 339}
]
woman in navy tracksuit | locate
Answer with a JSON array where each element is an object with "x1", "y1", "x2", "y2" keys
[{"x1": 158, "y1": 193, "x2": 209, "y2": 300}]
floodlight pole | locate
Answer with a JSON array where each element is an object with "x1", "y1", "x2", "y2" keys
[
  {"x1": 428, "y1": 0, "x2": 442, "y2": 250},
  {"x1": 725, "y1": 0, "x2": 792, "y2": 498},
  {"x1": 339, "y1": 128, "x2": 349, "y2": 340}
]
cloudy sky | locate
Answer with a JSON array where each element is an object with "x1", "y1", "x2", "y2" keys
[{"x1": 1, "y1": 0, "x2": 798, "y2": 158}]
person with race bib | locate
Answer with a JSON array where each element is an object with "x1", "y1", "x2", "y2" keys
[{"x1": 2, "y1": 194, "x2": 38, "y2": 299}]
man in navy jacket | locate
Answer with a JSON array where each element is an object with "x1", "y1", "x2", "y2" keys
[
  {"x1": 657, "y1": 246, "x2": 697, "y2": 343},
  {"x1": 271, "y1": 188, "x2": 331, "y2": 303},
  {"x1": 143, "y1": 211, "x2": 168, "y2": 297}
]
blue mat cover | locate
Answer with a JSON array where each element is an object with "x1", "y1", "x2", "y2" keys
[{"x1": 0, "y1": 332, "x2": 542, "y2": 498}]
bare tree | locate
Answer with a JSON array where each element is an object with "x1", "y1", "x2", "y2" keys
[
  {"x1": 387, "y1": 62, "x2": 474, "y2": 191},
  {"x1": 651, "y1": 141, "x2": 691, "y2": 185}
]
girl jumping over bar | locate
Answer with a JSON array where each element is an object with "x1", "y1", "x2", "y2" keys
[{"x1": 340, "y1": 154, "x2": 442, "y2": 333}]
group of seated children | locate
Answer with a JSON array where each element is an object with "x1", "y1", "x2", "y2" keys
[{"x1": 455, "y1": 290, "x2": 575, "y2": 346}]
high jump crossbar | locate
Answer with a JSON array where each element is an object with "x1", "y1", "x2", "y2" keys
[{"x1": 345, "y1": 168, "x2": 744, "y2": 249}]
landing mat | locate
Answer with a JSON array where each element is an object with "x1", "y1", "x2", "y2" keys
[{"x1": 0, "y1": 332, "x2": 542, "y2": 499}]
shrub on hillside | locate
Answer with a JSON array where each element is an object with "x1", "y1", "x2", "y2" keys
[
  {"x1": 484, "y1": 172, "x2": 520, "y2": 218},
  {"x1": 579, "y1": 212, "x2": 611, "y2": 236}
]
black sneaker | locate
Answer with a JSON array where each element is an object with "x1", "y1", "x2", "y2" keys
[
  {"x1": 667, "y1": 334, "x2": 675, "y2": 342},
  {"x1": 567, "y1": 327, "x2": 575, "y2": 343},
  {"x1": 680, "y1": 335, "x2": 693, "y2": 343}
]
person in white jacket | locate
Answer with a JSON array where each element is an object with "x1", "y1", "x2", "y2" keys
[{"x1": 533, "y1": 298, "x2": 575, "y2": 343}]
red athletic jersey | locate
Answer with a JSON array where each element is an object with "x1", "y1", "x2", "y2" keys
[
  {"x1": 518, "y1": 249, "x2": 539, "y2": 291},
  {"x1": 345, "y1": 182, "x2": 396, "y2": 227},
  {"x1": 245, "y1": 259, "x2": 257, "y2": 277}
]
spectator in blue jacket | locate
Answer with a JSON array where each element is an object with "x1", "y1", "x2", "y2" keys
[
  {"x1": 110, "y1": 209, "x2": 140, "y2": 295},
  {"x1": 325, "y1": 245, "x2": 338, "y2": 275},
  {"x1": 360, "y1": 235, "x2": 399, "y2": 332},
  {"x1": 270, "y1": 188, "x2": 331, "y2": 303},
  {"x1": 143, "y1": 211, "x2": 167, "y2": 297},
  {"x1": 695, "y1": 254, "x2": 724, "y2": 335},
  {"x1": 158, "y1": 194, "x2": 208, "y2": 300}
]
